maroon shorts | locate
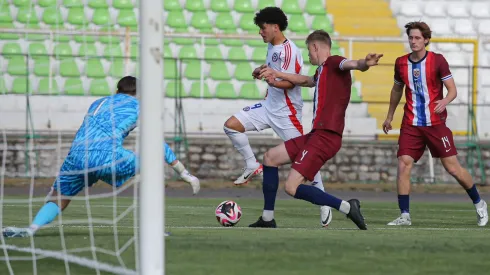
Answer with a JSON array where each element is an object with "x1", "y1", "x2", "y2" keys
[
  {"x1": 397, "y1": 124, "x2": 457, "y2": 162},
  {"x1": 285, "y1": 129, "x2": 342, "y2": 181}
]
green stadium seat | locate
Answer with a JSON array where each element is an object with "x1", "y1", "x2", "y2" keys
[
  {"x1": 199, "y1": 29, "x2": 220, "y2": 45},
  {"x1": 301, "y1": 87, "x2": 312, "y2": 101},
  {"x1": 239, "y1": 13, "x2": 256, "y2": 31},
  {"x1": 302, "y1": 49, "x2": 309, "y2": 63},
  {"x1": 63, "y1": 0, "x2": 84, "y2": 8},
  {"x1": 17, "y1": 8, "x2": 39, "y2": 24},
  {"x1": 351, "y1": 86, "x2": 362, "y2": 102},
  {"x1": 38, "y1": 0, "x2": 57, "y2": 6},
  {"x1": 24, "y1": 25, "x2": 46, "y2": 41},
  {"x1": 98, "y1": 27, "x2": 121, "y2": 44},
  {"x1": 252, "y1": 47, "x2": 267, "y2": 61},
  {"x1": 189, "y1": 82, "x2": 212, "y2": 98},
  {"x1": 167, "y1": 11, "x2": 186, "y2": 29},
  {"x1": 113, "y1": 0, "x2": 134, "y2": 9},
  {"x1": 289, "y1": 15, "x2": 308, "y2": 34},
  {"x1": 89, "y1": 79, "x2": 111, "y2": 96},
  {"x1": 86, "y1": 59, "x2": 106, "y2": 78},
  {"x1": 11, "y1": 77, "x2": 29, "y2": 94},
  {"x1": 59, "y1": 59, "x2": 80, "y2": 77},
  {"x1": 191, "y1": 12, "x2": 212, "y2": 30},
  {"x1": 308, "y1": 65, "x2": 317, "y2": 76},
  {"x1": 0, "y1": 78, "x2": 6, "y2": 94},
  {"x1": 164, "y1": 0, "x2": 182, "y2": 11},
  {"x1": 311, "y1": 15, "x2": 333, "y2": 33},
  {"x1": 37, "y1": 78, "x2": 60, "y2": 94},
  {"x1": 0, "y1": 4, "x2": 13, "y2": 23},
  {"x1": 240, "y1": 83, "x2": 262, "y2": 99},
  {"x1": 88, "y1": 0, "x2": 108, "y2": 8},
  {"x1": 54, "y1": 43, "x2": 73, "y2": 59},
  {"x1": 215, "y1": 82, "x2": 237, "y2": 99},
  {"x1": 209, "y1": 61, "x2": 230, "y2": 80},
  {"x1": 204, "y1": 46, "x2": 223, "y2": 60},
  {"x1": 172, "y1": 35, "x2": 195, "y2": 45},
  {"x1": 7, "y1": 57, "x2": 27, "y2": 76},
  {"x1": 211, "y1": 0, "x2": 230, "y2": 12},
  {"x1": 64, "y1": 78, "x2": 85, "y2": 95},
  {"x1": 305, "y1": 0, "x2": 326, "y2": 15},
  {"x1": 2, "y1": 42, "x2": 23, "y2": 57},
  {"x1": 246, "y1": 37, "x2": 264, "y2": 47},
  {"x1": 117, "y1": 9, "x2": 137, "y2": 28},
  {"x1": 331, "y1": 48, "x2": 342, "y2": 56},
  {"x1": 104, "y1": 44, "x2": 123, "y2": 58},
  {"x1": 67, "y1": 8, "x2": 87, "y2": 26},
  {"x1": 53, "y1": 34, "x2": 73, "y2": 43},
  {"x1": 109, "y1": 59, "x2": 125, "y2": 78},
  {"x1": 12, "y1": 0, "x2": 32, "y2": 7},
  {"x1": 234, "y1": 0, "x2": 254, "y2": 12},
  {"x1": 222, "y1": 30, "x2": 242, "y2": 46},
  {"x1": 186, "y1": 0, "x2": 205, "y2": 12},
  {"x1": 165, "y1": 81, "x2": 184, "y2": 98},
  {"x1": 184, "y1": 60, "x2": 202, "y2": 80},
  {"x1": 215, "y1": 12, "x2": 235, "y2": 31},
  {"x1": 164, "y1": 58, "x2": 178, "y2": 79},
  {"x1": 0, "y1": 23, "x2": 19, "y2": 40},
  {"x1": 42, "y1": 7, "x2": 63, "y2": 26},
  {"x1": 33, "y1": 58, "x2": 50, "y2": 76},
  {"x1": 227, "y1": 47, "x2": 247, "y2": 61},
  {"x1": 131, "y1": 45, "x2": 138, "y2": 60},
  {"x1": 92, "y1": 9, "x2": 112, "y2": 26},
  {"x1": 29, "y1": 43, "x2": 47, "y2": 59},
  {"x1": 178, "y1": 46, "x2": 198, "y2": 61},
  {"x1": 234, "y1": 62, "x2": 253, "y2": 81},
  {"x1": 78, "y1": 43, "x2": 98, "y2": 57},
  {"x1": 282, "y1": 0, "x2": 302, "y2": 14},
  {"x1": 258, "y1": 0, "x2": 275, "y2": 9},
  {"x1": 164, "y1": 45, "x2": 173, "y2": 58}
]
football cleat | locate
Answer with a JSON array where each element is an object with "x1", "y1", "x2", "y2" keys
[
  {"x1": 346, "y1": 199, "x2": 367, "y2": 230},
  {"x1": 387, "y1": 213, "x2": 412, "y2": 226},
  {"x1": 320, "y1": 206, "x2": 333, "y2": 227},
  {"x1": 234, "y1": 163, "x2": 263, "y2": 185},
  {"x1": 476, "y1": 200, "x2": 488, "y2": 227},
  {"x1": 2, "y1": 227, "x2": 33, "y2": 238},
  {"x1": 248, "y1": 216, "x2": 277, "y2": 228}
]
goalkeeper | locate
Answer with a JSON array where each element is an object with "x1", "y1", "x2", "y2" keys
[{"x1": 3, "y1": 76, "x2": 199, "y2": 238}]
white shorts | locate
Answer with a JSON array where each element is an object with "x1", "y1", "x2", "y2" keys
[{"x1": 234, "y1": 101, "x2": 303, "y2": 141}]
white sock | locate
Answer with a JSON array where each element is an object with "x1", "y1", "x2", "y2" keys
[
  {"x1": 401, "y1": 212, "x2": 411, "y2": 219},
  {"x1": 224, "y1": 126, "x2": 257, "y2": 168},
  {"x1": 475, "y1": 200, "x2": 485, "y2": 209},
  {"x1": 312, "y1": 173, "x2": 325, "y2": 192},
  {"x1": 262, "y1": 210, "x2": 274, "y2": 221},
  {"x1": 171, "y1": 161, "x2": 186, "y2": 174},
  {"x1": 29, "y1": 224, "x2": 40, "y2": 234},
  {"x1": 339, "y1": 201, "x2": 351, "y2": 215}
]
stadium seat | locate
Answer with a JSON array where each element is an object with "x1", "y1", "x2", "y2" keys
[
  {"x1": 311, "y1": 15, "x2": 334, "y2": 33},
  {"x1": 13, "y1": 0, "x2": 32, "y2": 7},
  {"x1": 28, "y1": 43, "x2": 48, "y2": 59},
  {"x1": 184, "y1": 60, "x2": 202, "y2": 80},
  {"x1": 301, "y1": 50, "x2": 309, "y2": 63},
  {"x1": 301, "y1": 87, "x2": 312, "y2": 101},
  {"x1": 454, "y1": 19, "x2": 477, "y2": 36},
  {"x1": 222, "y1": 31, "x2": 243, "y2": 46},
  {"x1": 282, "y1": 0, "x2": 302, "y2": 14},
  {"x1": 2, "y1": 42, "x2": 23, "y2": 57},
  {"x1": 430, "y1": 19, "x2": 453, "y2": 36},
  {"x1": 33, "y1": 58, "x2": 50, "y2": 77},
  {"x1": 289, "y1": 15, "x2": 308, "y2": 34},
  {"x1": 204, "y1": 46, "x2": 223, "y2": 60},
  {"x1": 86, "y1": 59, "x2": 106, "y2": 78},
  {"x1": 59, "y1": 59, "x2": 80, "y2": 77},
  {"x1": 477, "y1": 20, "x2": 490, "y2": 36},
  {"x1": 424, "y1": 2, "x2": 446, "y2": 18},
  {"x1": 164, "y1": 58, "x2": 178, "y2": 79},
  {"x1": 239, "y1": 13, "x2": 257, "y2": 31},
  {"x1": 178, "y1": 46, "x2": 198, "y2": 62},
  {"x1": 52, "y1": 33, "x2": 72, "y2": 43},
  {"x1": 234, "y1": 62, "x2": 253, "y2": 81},
  {"x1": 245, "y1": 30, "x2": 264, "y2": 47},
  {"x1": 252, "y1": 47, "x2": 267, "y2": 61},
  {"x1": 0, "y1": 77, "x2": 7, "y2": 94},
  {"x1": 234, "y1": 0, "x2": 254, "y2": 13},
  {"x1": 130, "y1": 45, "x2": 138, "y2": 60},
  {"x1": 164, "y1": 0, "x2": 182, "y2": 11},
  {"x1": 89, "y1": 79, "x2": 111, "y2": 96},
  {"x1": 67, "y1": 8, "x2": 88, "y2": 26},
  {"x1": 16, "y1": 8, "x2": 39, "y2": 24},
  {"x1": 11, "y1": 77, "x2": 29, "y2": 94},
  {"x1": 191, "y1": 12, "x2": 212, "y2": 30},
  {"x1": 172, "y1": 29, "x2": 196, "y2": 45},
  {"x1": 215, "y1": 12, "x2": 235, "y2": 31},
  {"x1": 103, "y1": 44, "x2": 123, "y2": 58},
  {"x1": 399, "y1": 2, "x2": 421, "y2": 17},
  {"x1": 109, "y1": 59, "x2": 125, "y2": 78},
  {"x1": 165, "y1": 81, "x2": 184, "y2": 98},
  {"x1": 208, "y1": 61, "x2": 230, "y2": 80},
  {"x1": 163, "y1": 45, "x2": 173, "y2": 58},
  {"x1": 186, "y1": 0, "x2": 205, "y2": 12},
  {"x1": 42, "y1": 7, "x2": 63, "y2": 26},
  {"x1": 240, "y1": 83, "x2": 262, "y2": 99},
  {"x1": 63, "y1": 0, "x2": 84, "y2": 8},
  {"x1": 351, "y1": 87, "x2": 362, "y2": 103},
  {"x1": 228, "y1": 47, "x2": 247, "y2": 61},
  {"x1": 74, "y1": 31, "x2": 97, "y2": 43},
  {"x1": 0, "y1": 3, "x2": 13, "y2": 23},
  {"x1": 447, "y1": 2, "x2": 470, "y2": 18},
  {"x1": 215, "y1": 82, "x2": 237, "y2": 99},
  {"x1": 471, "y1": 2, "x2": 490, "y2": 19},
  {"x1": 258, "y1": 0, "x2": 275, "y2": 10},
  {"x1": 189, "y1": 82, "x2": 212, "y2": 98},
  {"x1": 7, "y1": 57, "x2": 27, "y2": 76},
  {"x1": 211, "y1": 0, "x2": 230, "y2": 12},
  {"x1": 113, "y1": 0, "x2": 134, "y2": 10},
  {"x1": 24, "y1": 25, "x2": 46, "y2": 41},
  {"x1": 79, "y1": 43, "x2": 98, "y2": 57},
  {"x1": 117, "y1": 9, "x2": 137, "y2": 28},
  {"x1": 54, "y1": 43, "x2": 72, "y2": 59},
  {"x1": 167, "y1": 11, "x2": 187, "y2": 29},
  {"x1": 0, "y1": 23, "x2": 19, "y2": 40},
  {"x1": 92, "y1": 9, "x2": 112, "y2": 26},
  {"x1": 88, "y1": 0, "x2": 109, "y2": 9},
  {"x1": 37, "y1": 78, "x2": 60, "y2": 94},
  {"x1": 305, "y1": 0, "x2": 326, "y2": 15},
  {"x1": 98, "y1": 27, "x2": 121, "y2": 44},
  {"x1": 63, "y1": 78, "x2": 85, "y2": 95}
]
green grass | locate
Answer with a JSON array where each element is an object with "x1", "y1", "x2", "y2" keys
[{"x1": 0, "y1": 196, "x2": 488, "y2": 274}]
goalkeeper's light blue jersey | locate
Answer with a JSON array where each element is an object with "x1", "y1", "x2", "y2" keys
[{"x1": 70, "y1": 93, "x2": 139, "y2": 152}]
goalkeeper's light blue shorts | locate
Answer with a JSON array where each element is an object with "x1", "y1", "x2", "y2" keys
[{"x1": 52, "y1": 149, "x2": 137, "y2": 196}]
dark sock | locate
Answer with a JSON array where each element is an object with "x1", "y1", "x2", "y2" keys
[
  {"x1": 262, "y1": 165, "x2": 279, "y2": 211},
  {"x1": 398, "y1": 195, "x2": 410, "y2": 214},
  {"x1": 293, "y1": 184, "x2": 342, "y2": 210},
  {"x1": 465, "y1": 184, "x2": 481, "y2": 204}
]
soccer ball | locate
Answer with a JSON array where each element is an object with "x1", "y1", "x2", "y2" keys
[{"x1": 215, "y1": 200, "x2": 242, "y2": 227}]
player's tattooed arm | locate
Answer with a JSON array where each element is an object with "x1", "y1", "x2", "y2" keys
[
  {"x1": 382, "y1": 83, "x2": 404, "y2": 134},
  {"x1": 259, "y1": 67, "x2": 315, "y2": 87},
  {"x1": 342, "y1": 53, "x2": 384, "y2": 72}
]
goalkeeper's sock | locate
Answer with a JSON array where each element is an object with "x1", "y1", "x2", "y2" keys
[
  {"x1": 171, "y1": 160, "x2": 186, "y2": 174},
  {"x1": 31, "y1": 202, "x2": 60, "y2": 230},
  {"x1": 224, "y1": 126, "x2": 257, "y2": 168}
]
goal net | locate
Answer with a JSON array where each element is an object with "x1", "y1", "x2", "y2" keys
[{"x1": 0, "y1": 0, "x2": 164, "y2": 274}]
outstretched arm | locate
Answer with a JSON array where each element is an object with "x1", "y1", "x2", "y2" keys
[
  {"x1": 341, "y1": 53, "x2": 384, "y2": 72},
  {"x1": 259, "y1": 68, "x2": 315, "y2": 87}
]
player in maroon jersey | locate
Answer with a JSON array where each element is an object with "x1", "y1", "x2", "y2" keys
[
  {"x1": 382, "y1": 21, "x2": 488, "y2": 226},
  {"x1": 249, "y1": 30, "x2": 383, "y2": 229}
]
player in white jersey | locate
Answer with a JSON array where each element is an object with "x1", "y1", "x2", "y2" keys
[{"x1": 223, "y1": 7, "x2": 332, "y2": 227}]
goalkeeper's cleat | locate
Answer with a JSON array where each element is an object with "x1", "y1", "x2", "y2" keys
[
  {"x1": 248, "y1": 216, "x2": 276, "y2": 228},
  {"x1": 346, "y1": 199, "x2": 367, "y2": 230},
  {"x1": 180, "y1": 171, "x2": 200, "y2": 195},
  {"x1": 234, "y1": 163, "x2": 263, "y2": 185},
  {"x1": 2, "y1": 227, "x2": 34, "y2": 238},
  {"x1": 320, "y1": 206, "x2": 333, "y2": 227},
  {"x1": 476, "y1": 200, "x2": 488, "y2": 227}
]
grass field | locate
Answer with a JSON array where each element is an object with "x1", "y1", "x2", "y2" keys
[{"x1": 0, "y1": 195, "x2": 488, "y2": 275}]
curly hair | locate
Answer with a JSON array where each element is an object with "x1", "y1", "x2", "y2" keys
[{"x1": 253, "y1": 7, "x2": 288, "y2": 31}]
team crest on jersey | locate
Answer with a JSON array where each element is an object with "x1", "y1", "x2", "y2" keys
[
  {"x1": 243, "y1": 106, "x2": 250, "y2": 112},
  {"x1": 413, "y1": 68, "x2": 420, "y2": 78},
  {"x1": 272, "y1": 52, "x2": 279, "y2": 62}
]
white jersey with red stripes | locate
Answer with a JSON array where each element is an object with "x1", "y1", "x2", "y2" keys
[{"x1": 263, "y1": 39, "x2": 304, "y2": 117}]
